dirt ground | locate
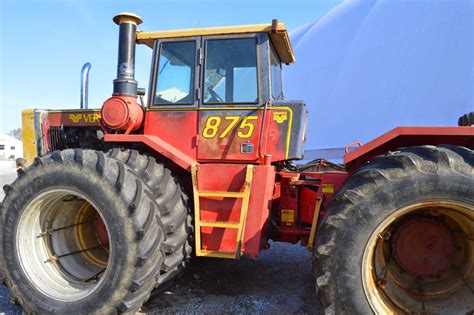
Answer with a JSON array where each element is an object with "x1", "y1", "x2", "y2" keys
[{"x1": 0, "y1": 164, "x2": 321, "y2": 314}]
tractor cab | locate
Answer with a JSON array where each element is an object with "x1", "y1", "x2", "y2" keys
[{"x1": 121, "y1": 20, "x2": 308, "y2": 164}]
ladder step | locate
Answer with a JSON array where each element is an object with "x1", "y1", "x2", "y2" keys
[
  {"x1": 200, "y1": 221, "x2": 240, "y2": 228},
  {"x1": 199, "y1": 250, "x2": 239, "y2": 259},
  {"x1": 198, "y1": 191, "x2": 246, "y2": 198}
]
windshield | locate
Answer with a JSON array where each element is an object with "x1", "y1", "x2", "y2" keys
[{"x1": 204, "y1": 38, "x2": 258, "y2": 104}]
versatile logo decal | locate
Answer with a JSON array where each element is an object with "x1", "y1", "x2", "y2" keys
[
  {"x1": 69, "y1": 113, "x2": 101, "y2": 124},
  {"x1": 273, "y1": 111, "x2": 288, "y2": 124},
  {"x1": 69, "y1": 114, "x2": 83, "y2": 123}
]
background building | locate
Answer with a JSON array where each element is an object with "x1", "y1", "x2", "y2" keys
[
  {"x1": 285, "y1": 0, "x2": 473, "y2": 150},
  {"x1": 0, "y1": 133, "x2": 23, "y2": 160}
]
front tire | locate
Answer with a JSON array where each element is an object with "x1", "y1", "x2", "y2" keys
[
  {"x1": 314, "y1": 145, "x2": 474, "y2": 314},
  {"x1": 1, "y1": 149, "x2": 164, "y2": 314}
]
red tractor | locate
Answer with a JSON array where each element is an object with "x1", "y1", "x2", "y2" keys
[{"x1": 2, "y1": 12, "x2": 473, "y2": 314}]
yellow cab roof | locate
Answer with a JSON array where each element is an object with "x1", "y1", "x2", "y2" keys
[{"x1": 136, "y1": 21, "x2": 295, "y2": 64}]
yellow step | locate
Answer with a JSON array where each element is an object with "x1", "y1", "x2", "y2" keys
[
  {"x1": 198, "y1": 191, "x2": 246, "y2": 198},
  {"x1": 200, "y1": 220, "x2": 240, "y2": 228},
  {"x1": 199, "y1": 250, "x2": 240, "y2": 259}
]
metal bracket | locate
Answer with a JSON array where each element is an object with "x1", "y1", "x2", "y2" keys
[{"x1": 307, "y1": 197, "x2": 323, "y2": 250}]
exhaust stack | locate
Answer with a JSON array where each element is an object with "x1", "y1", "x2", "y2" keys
[
  {"x1": 80, "y1": 62, "x2": 91, "y2": 109},
  {"x1": 101, "y1": 12, "x2": 144, "y2": 133},
  {"x1": 112, "y1": 12, "x2": 142, "y2": 96}
]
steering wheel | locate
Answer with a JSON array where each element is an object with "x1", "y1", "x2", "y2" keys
[{"x1": 207, "y1": 87, "x2": 224, "y2": 103}]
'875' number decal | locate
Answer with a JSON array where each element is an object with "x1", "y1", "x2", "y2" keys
[{"x1": 202, "y1": 115, "x2": 258, "y2": 139}]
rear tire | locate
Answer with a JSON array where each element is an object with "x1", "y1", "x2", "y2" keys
[
  {"x1": 1, "y1": 149, "x2": 164, "y2": 314},
  {"x1": 314, "y1": 145, "x2": 474, "y2": 314},
  {"x1": 108, "y1": 148, "x2": 193, "y2": 286}
]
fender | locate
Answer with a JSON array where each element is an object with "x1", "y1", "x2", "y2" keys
[
  {"x1": 104, "y1": 133, "x2": 195, "y2": 171},
  {"x1": 344, "y1": 126, "x2": 474, "y2": 171}
]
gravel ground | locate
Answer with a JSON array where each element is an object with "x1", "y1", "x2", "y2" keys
[
  {"x1": 145, "y1": 242, "x2": 320, "y2": 314},
  {"x1": 0, "y1": 164, "x2": 321, "y2": 314}
]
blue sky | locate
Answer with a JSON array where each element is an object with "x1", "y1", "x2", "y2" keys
[{"x1": 0, "y1": 0, "x2": 341, "y2": 134}]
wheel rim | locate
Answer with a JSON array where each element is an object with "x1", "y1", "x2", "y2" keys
[
  {"x1": 16, "y1": 189, "x2": 111, "y2": 302},
  {"x1": 362, "y1": 200, "x2": 474, "y2": 314}
]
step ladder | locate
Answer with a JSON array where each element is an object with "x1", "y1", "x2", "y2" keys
[{"x1": 191, "y1": 163, "x2": 254, "y2": 259}]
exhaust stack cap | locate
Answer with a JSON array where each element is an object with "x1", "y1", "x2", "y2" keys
[{"x1": 113, "y1": 12, "x2": 143, "y2": 26}]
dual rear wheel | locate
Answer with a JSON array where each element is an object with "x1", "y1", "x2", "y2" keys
[{"x1": 1, "y1": 149, "x2": 191, "y2": 314}]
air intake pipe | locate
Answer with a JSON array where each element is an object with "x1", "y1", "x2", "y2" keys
[{"x1": 101, "y1": 12, "x2": 144, "y2": 133}]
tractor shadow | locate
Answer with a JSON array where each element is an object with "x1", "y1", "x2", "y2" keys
[{"x1": 145, "y1": 241, "x2": 321, "y2": 314}]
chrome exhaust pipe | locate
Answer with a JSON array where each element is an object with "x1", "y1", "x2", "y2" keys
[{"x1": 80, "y1": 62, "x2": 91, "y2": 109}]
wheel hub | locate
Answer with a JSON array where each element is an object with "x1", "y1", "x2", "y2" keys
[
  {"x1": 363, "y1": 201, "x2": 474, "y2": 314},
  {"x1": 392, "y1": 217, "x2": 455, "y2": 277},
  {"x1": 94, "y1": 215, "x2": 110, "y2": 248}
]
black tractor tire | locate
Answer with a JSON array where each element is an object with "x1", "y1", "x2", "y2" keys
[
  {"x1": 108, "y1": 148, "x2": 193, "y2": 286},
  {"x1": 313, "y1": 145, "x2": 474, "y2": 314},
  {"x1": 1, "y1": 149, "x2": 164, "y2": 314}
]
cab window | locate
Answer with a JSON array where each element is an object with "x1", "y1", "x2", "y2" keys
[
  {"x1": 154, "y1": 41, "x2": 196, "y2": 105},
  {"x1": 204, "y1": 38, "x2": 258, "y2": 104}
]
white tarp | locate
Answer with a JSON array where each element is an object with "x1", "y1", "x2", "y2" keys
[{"x1": 286, "y1": 0, "x2": 473, "y2": 150}]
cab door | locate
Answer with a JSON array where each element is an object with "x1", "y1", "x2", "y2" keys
[
  {"x1": 144, "y1": 37, "x2": 201, "y2": 162},
  {"x1": 197, "y1": 34, "x2": 268, "y2": 162}
]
